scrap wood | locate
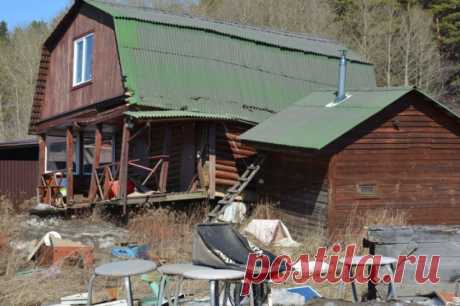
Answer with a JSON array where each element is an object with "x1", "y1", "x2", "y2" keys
[
  {"x1": 27, "y1": 231, "x2": 62, "y2": 261},
  {"x1": 31, "y1": 236, "x2": 94, "y2": 268}
]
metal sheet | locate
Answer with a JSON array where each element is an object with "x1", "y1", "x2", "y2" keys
[
  {"x1": 240, "y1": 88, "x2": 459, "y2": 150},
  {"x1": 85, "y1": 0, "x2": 377, "y2": 123}
]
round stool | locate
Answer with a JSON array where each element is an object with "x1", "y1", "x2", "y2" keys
[
  {"x1": 87, "y1": 259, "x2": 157, "y2": 306},
  {"x1": 157, "y1": 263, "x2": 214, "y2": 306},
  {"x1": 183, "y1": 269, "x2": 247, "y2": 306}
]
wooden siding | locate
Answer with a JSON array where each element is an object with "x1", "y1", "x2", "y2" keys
[
  {"x1": 41, "y1": 4, "x2": 124, "y2": 120},
  {"x1": 0, "y1": 146, "x2": 39, "y2": 204},
  {"x1": 331, "y1": 93, "x2": 460, "y2": 228},
  {"x1": 259, "y1": 152, "x2": 330, "y2": 236},
  {"x1": 215, "y1": 122, "x2": 256, "y2": 190}
]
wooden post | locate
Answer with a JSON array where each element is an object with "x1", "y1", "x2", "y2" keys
[
  {"x1": 37, "y1": 135, "x2": 46, "y2": 203},
  {"x1": 74, "y1": 129, "x2": 83, "y2": 176},
  {"x1": 88, "y1": 124, "x2": 103, "y2": 202},
  {"x1": 119, "y1": 121, "x2": 131, "y2": 216},
  {"x1": 159, "y1": 126, "x2": 171, "y2": 193},
  {"x1": 327, "y1": 154, "x2": 337, "y2": 234},
  {"x1": 38, "y1": 134, "x2": 46, "y2": 178},
  {"x1": 208, "y1": 123, "x2": 216, "y2": 199},
  {"x1": 66, "y1": 127, "x2": 74, "y2": 203}
]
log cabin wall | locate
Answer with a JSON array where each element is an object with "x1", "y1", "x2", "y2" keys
[
  {"x1": 41, "y1": 4, "x2": 124, "y2": 120},
  {"x1": 259, "y1": 152, "x2": 330, "y2": 237},
  {"x1": 215, "y1": 122, "x2": 257, "y2": 191},
  {"x1": 330, "y1": 92, "x2": 460, "y2": 229}
]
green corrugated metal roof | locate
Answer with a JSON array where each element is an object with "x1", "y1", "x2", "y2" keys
[
  {"x1": 240, "y1": 88, "x2": 460, "y2": 150},
  {"x1": 84, "y1": 0, "x2": 377, "y2": 123},
  {"x1": 124, "y1": 110, "x2": 237, "y2": 120},
  {"x1": 85, "y1": 0, "x2": 368, "y2": 62}
]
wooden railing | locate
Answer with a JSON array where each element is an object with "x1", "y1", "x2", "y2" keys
[
  {"x1": 37, "y1": 170, "x2": 68, "y2": 207},
  {"x1": 89, "y1": 155, "x2": 169, "y2": 202}
]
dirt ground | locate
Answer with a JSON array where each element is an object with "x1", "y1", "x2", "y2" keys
[{"x1": 0, "y1": 201, "x2": 443, "y2": 306}]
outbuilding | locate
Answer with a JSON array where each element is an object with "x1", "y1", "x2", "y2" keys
[
  {"x1": 0, "y1": 139, "x2": 39, "y2": 205},
  {"x1": 240, "y1": 87, "x2": 460, "y2": 233}
]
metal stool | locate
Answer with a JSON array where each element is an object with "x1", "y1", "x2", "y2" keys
[{"x1": 86, "y1": 259, "x2": 157, "y2": 306}]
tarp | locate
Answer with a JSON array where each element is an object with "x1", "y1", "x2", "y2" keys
[{"x1": 244, "y1": 219, "x2": 301, "y2": 247}]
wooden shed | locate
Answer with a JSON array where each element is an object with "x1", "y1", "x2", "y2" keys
[
  {"x1": 240, "y1": 88, "x2": 460, "y2": 234},
  {"x1": 0, "y1": 139, "x2": 39, "y2": 204}
]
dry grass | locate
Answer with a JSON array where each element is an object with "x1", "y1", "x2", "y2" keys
[
  {"x1": 249, "y1": 200, "x2": 281, "y2": 220},
  {"x1": 335, "y1": 205, "x2": 409, "y2": 254},
  {"x1": 128, "y1": 206, "x2": 207, "y2": 263},
  {"x1": 246, "y1": 201, "x2": 409, "y2": 300},
  {"x1": 128, "y1": 206, "x2": 210, "y2": 298},
  {"x1": 0, "y1": 196, "x2": 410, "y2": 304}
]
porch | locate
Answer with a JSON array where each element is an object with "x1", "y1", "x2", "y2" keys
[{"x1": 35, "y1": 111, "x2": 236, "y2": 214}]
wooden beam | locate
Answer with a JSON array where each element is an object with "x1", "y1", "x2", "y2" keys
[
  {"x1": 37, "y1": 134, "x2": 46, "y2": 203},
  {"x1": 38, "y1": 134, "x2": 46, "y2": 178},
  {"x1": 76, "y1": 128, "x2": 83, "y2": 176},
  {"x1": 66, "y1": 127, "x2": 74, "y2": 203},
  {"x1": 159, "y1": 126, "x2": 171, "y2": 192},
  {"x1": 88, "y1": 124, "x2": 103, "y2": 202},
  {"x1": 208, "y1": 123, "x2": 216, "y2": 199},
  {"x1": 327, "y1": 154, "x2": 337, "y2": 235},
  {"x1": 119, "y1": 121, "x2": 131, "y2": 216}
]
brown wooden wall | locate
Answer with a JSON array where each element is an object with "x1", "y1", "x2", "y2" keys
[
  {"x1": 259, "y1": 152, "x2": 330, "y2": 236},
  {"x1": 330, "y1": 93, "x2": 460, "y2": 229},
  {"x1": 0, "y1": 146, "x2": 39, "y2": 204},
  {"x1": 41, "y1": 4, "x2": 124, "y2": 120},
  {"x1": 215, "y1": 122, "x2": 256, "y2": 191}
]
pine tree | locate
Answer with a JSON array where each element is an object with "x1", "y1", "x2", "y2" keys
[
  {"x1": 430, "y1": 0, "x2": 460, "y2": 99},
  {"x1": 0, "y1": 21, "x2": 8, "y2": 41}
]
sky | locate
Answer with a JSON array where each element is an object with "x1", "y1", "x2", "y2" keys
[{"x1": 0, "y1": 0, "x2": 72, "y2": 31}]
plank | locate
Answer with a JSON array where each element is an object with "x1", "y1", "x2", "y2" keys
[
  {"x1": 208, "y1": 123, "x2": 216, "y2": 198},
  {"x1": 118, "y1": 122, "x2": 131, "y2": 215},
  {"x1": 88, "y1": 125, "x2": 103, "y2": 202},
  {"x1": 66, "y1": 127, "x2": 74, "y2": 202}
]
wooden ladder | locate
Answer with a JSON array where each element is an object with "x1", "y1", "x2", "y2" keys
[{"x1": 207, "y1": 154, "x2": 266, "y2": 221}]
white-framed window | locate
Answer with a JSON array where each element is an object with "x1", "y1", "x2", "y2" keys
[{"x1": 73, "y1": 33, "x2": 94, "y2": 86}]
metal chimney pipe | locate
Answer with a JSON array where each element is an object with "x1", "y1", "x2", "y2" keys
[{"x1": 335, "y1": 49, "x2": 347, "y2": 102}]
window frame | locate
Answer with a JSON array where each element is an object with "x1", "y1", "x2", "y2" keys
[{"x1": 72, "y1": 33, "x2": 94, "y2": 87}]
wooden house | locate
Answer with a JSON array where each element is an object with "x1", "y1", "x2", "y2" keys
[
  {"x1": 28, "y1": 0, "x2": 375, "y2": 215},
  {"x1": 240, "y1": 88, "x2": 460, "y2": 234}
]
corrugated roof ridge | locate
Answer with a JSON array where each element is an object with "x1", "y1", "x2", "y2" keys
[
  {"x1": 84, "y1": 0, "x2": 369, "y2": 63},
  {"x1": 310, "y1": 86, "x2": 412, "y2": 93},
  {"x1": 87, "y1": 0, "x2": 339, "y2": 43}
]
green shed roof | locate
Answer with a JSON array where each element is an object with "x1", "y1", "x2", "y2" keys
[
  {"x1": 83, "y1": 0, "x2": 377, "y2": 123},
  {"x1": 239, "y1": 88, "x2": 460, "y2": 150}
]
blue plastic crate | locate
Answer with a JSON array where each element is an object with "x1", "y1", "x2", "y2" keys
[
  {"x1": 111, "y1": 244, "x2": 149, "y2": 258},
  {"x1": 287, "y1": 286, "x2": 321, "y2": 302}
]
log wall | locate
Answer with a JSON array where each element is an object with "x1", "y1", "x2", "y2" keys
[{"x1": 215, "y1": 122, "x2": 256, "y2": 191}]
